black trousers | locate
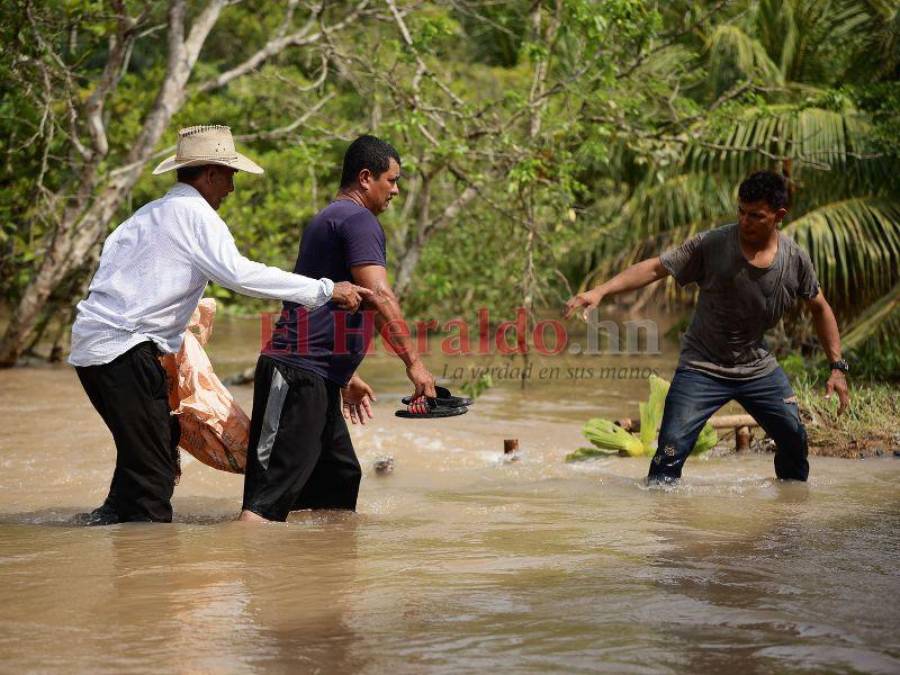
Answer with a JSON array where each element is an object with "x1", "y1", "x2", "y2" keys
[
  {"x1": 76, "y1": 341, "x2": 180, "y2": 522},
  {"x1": 242, "y1": 356, "x2": 361, "y2": 522}
]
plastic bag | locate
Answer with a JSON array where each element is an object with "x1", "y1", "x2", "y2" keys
[{"x1": 160, "y1": 299, "x2": 249, "y2": 473}]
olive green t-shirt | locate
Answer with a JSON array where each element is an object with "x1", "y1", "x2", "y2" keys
[{"x1": 660, "y1": 223, "x2": 820, "y2": 379}]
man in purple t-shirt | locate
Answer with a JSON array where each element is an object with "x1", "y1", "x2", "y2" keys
[{"x1": 240, "y1": 135, "x2": 437, "y2": 522}]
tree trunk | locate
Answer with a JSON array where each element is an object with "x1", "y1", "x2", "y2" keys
[
  {"x1": 0, "y1": 175, "x2": 129, "y2": 365},
  {"x1": 393, "y1": 184, "x2": 478, "y2": 301},
  {"x1": 0, "y1": 0, "x2": 226, "y2": 367},
  {"x1": 394, "y1": 241, "x2": 425, "y2": 301}
]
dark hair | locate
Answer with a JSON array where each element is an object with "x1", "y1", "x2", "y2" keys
[
  {"x1": 340, "y1": 135, "x2": 401, "y2": 188},
  {"x1": 738, "y1": 171, "x2": 789, "y2": 210},
  {"x1": 176, "y1": 165, "x2": 210, "y2": 183}
]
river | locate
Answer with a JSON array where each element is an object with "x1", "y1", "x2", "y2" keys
[{"x1": 0, "y1": 313, "x2": 897, "y2": 673}]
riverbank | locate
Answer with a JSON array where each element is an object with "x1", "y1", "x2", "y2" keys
[
  {"x1": 694, "y1": 382, "x2": 899, "y2": 460},
  {"x1": 795, "y1": 380, "x2": 900, "y2": 458}
]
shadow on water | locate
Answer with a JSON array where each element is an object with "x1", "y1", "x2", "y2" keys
[{"x1": 223, "y1": 516, "x2": 368, "y2": 672}]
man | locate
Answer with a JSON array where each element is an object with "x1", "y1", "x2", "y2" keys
[
  {"x1": 70, "y1": 125, "x2": 368, "y2": 524},
  {"x1": 565, "y1": 171, "x2": 850, "y2": 484},
  {"x1": 240, "y1": 134, "x2": 437, "y2": 522}
]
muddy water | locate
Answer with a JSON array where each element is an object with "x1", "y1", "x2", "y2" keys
[{"x1": 1, "y1": 314, "x2": 898, "y2": 673}]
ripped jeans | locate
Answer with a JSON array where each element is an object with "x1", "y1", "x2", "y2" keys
[{"x1": 648, "y1": 366, "x2": 809, "y2": 483}]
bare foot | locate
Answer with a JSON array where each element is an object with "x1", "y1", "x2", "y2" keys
[{"x1": 238, "y1": 509, "x2": 268, "y2": 523}]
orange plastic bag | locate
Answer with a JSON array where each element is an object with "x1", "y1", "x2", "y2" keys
[{"x1": 160, "y1": 299, "x2": 249, "y2": 473}]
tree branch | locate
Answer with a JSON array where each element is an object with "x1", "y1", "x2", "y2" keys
[
  {"x1": 194, "y1": 0, "x2": 371, "y2": 94},
  {"x1": 233, "y1": 92, "x2": 335, "y2": 142},
  {"x1": 83, "y1": 2, "x2": 146, "y2": 157}
]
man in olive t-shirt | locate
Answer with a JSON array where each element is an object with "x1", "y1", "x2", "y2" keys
[{"x1": 565, "y1": 171, "x2": 850, "y2": 483}]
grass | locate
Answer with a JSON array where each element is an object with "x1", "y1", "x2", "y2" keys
[{"x1": 793, "y1": 376, "x2": 900, "y2": 456}]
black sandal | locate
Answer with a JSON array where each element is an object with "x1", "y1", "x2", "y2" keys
[
  {"x1": 395, "y1": 393, "x2": 469, "y2": 418},
  {"x1": 401, "y1": 386, "x2": 472, "y2": 408}
]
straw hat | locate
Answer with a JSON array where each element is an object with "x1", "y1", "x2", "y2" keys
[{"x1": 152, "y1": 125, "x2": 263, "y2": 175}]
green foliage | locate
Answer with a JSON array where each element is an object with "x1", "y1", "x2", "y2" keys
[
  {"x1": 639, "y1": 374, "x2": 669, "y2": 449},
  {"x1": 566, "y1": 446, "x2": 618, "y2": 462},
  {"x1": 785, "y1": 199, "x2": 900, "y2": 310},
  {"x1": 781, "y1": 352, "x2": 812, "y2": 380},
  {"x1": 793, "y1": 377, "x2": 900, "y2": 444},
  {"x1": 581, "y1": 418, "x2": 646, "y2": 457},
  {"x1": 573, "y1": 375, "x2": 717, "y2": 461},
  {"x1": 1, "y1": 0, "x2": 897, "y2": 375},
  {"x1": 460, "y1": 373, "x2": 493, "y2": 401}
]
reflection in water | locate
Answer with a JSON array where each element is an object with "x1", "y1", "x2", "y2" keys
[{"x1": 234, "y1": 514, "x2": 365, "y2": 672}]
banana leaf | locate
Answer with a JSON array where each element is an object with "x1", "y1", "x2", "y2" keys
[
  {"x1": 582, "y1": 418, "x2": 646, "y2": 457},
  {"x1": 565, "y1": 446, "x2": 618, "y2": 463},
  {"x1": 639, "y1": 375, "x2": 671, "y2": 453}
]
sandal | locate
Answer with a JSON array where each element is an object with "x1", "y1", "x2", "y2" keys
[
  {"x1": 395, "y1": 394, "x2": 469, "y2": 419},
  {"x1": 401, "y1": 386, "x2": 472, "y2": 408}
]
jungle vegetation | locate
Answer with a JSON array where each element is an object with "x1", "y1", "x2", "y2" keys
[{"x1": 1, "y1": 0, "x2": 898, "y2": 375}]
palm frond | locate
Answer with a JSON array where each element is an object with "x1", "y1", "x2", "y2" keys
[
  {"x1": 707, "y1": 24, "x2": 784, "y2": 86},
  {"x1": 842, "y1": 281, "x2": 900, "y2": 349},
  {"x1": 784, "y1": 198, "x2": 900, "y2": 312},
  {"x1": 621, "y1": 173, "x2": 734, "y2": 239},
  {"x1": 756, "y1": 0, "x2": 799, "y2": 76},
  {"x1": 688, "y1": 103, "x2": 878, "y2": 177},
  {"x1": 843, "y1": 0, "x2": 900, "y2": 81},
  {"x1": 583, "y1": 172, "x2": 733, "y2": 297}
]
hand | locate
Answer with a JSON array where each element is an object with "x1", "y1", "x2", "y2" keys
[
  {"x1": 341, "y1": 375, "x2": 376, "y2": 425},
  {"x1": 406, "y1": 359, "x2": 436, "y2": 399},
  {"x1": 563, "y1": 288, "x2": 603, "y2": 320},
  {"x1": 331, "y1": 282, "x2": 372, "y2": 313},
  {"x1": 825, "y1": 369, "x2": 850, "y2": 415}
]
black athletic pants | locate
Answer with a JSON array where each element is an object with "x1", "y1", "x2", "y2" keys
[
  {"x1": 76, "y1": 341, "x2": 180, "y2": 522},
  {"x1": 242, "y1": 356, "x2": 361, "y2": 522}
]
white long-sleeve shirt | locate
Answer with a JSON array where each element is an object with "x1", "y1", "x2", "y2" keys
[{"x1": 69, "y1": 182, "x2": 333, "y2": 366}]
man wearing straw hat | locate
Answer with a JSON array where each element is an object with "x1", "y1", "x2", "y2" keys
[{"x1": 69, "y1": 125, "x2": 369, "y2": 525}]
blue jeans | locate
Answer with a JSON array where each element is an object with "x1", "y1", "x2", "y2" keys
[{"x1": 648, "y1": 366, "x2": 809, "y2": 483}]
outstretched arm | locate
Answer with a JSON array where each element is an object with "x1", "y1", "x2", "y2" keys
[
  {"x1": 806, "y1": 292, "x2": 850, "y2": 414},
  {"x1": 192, "y1": 216, "x2": 368, "y2": 310},
  {"x1": 564, "y1": 257, "x2": 669, "y2": 320},
  {"x1": 350, "y1": 264, "x2": 437, "y2": 399}
]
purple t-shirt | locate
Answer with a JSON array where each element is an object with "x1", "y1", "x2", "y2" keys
[{"x1": 264, "y1": 200, "x2": 386, "y2": 386}]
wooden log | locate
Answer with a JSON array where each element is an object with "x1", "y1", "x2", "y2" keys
[
  {"x1": 616, "y1": 414, "x2": 756, "y2": 431},
  {"x1": 708, "y1": 414, "x2": 758, "y2": 429},
  {"x1": 735, "y1": 426, "x2": 751, "y2": 451}
]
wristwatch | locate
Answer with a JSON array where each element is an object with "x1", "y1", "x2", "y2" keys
[{"x1": 830, "y1": 359, "x2": 849, "y2": 374}]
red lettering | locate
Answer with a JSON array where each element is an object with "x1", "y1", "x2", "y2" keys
[
  {"x1": 533, "y1": 319, "x2": 567, "y2": 355},
  {"x1": 441, "y1": 318, "x2": 470, "y2": 355},
  {"x1": 260, "y1": 311, "x2": 291, "y2": 353},
  {"x1": 478, "y1": 308, "x2": 491, "y2": 354},
  {"x1": 295, "y1": 310, "x2": 309, "y2": 356},
  {"x1": 415, "y1": 319, "x2": 438, "y2": 356},
  {"x1": 380, "y1": 319, "x2": 411, "y2": 356},
  {"x1": 495, "y1": 307, "x2": 528, "y2": 355}
]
